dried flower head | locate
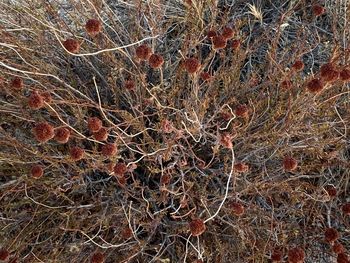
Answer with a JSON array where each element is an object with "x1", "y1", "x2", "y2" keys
[
  {"x1": 88, "y1": 117, "x2": 103, "y2": 133},
  {"x1": 189, "y1": 219, "x2": 206, "y2": 236},
  {"x1": 91, "y1": 252, "x2": 104, "y2": 263},
  {"x1": 307, "y1": 78, "x2": 324, "y2": 93},
  {"x1": 325, "y1": 228, "x2": 340, "y2": 243},
  {"x1": 271, "y1": 248, "x2": 283, "y2": 262},
  {"x1": 93, "y1": 127, "x2": 108, "y2": 141},
  {"x1": 28, "y1": 90, "x2": 44, "y2": 110},
  {"x1": 219, "y1": 132, "x2": 233, "y2": 149},
  {"x1": 184, "y1": 58, "x2": 201, "y2": 74},
  {"x1": 33, "y1": 122, "x2": 55, "y2": 143},
  {"x1": 54, "y1": 127, "x2": 70, "y2": 144},
  {"x1": 10, "y1": 77, "x2": 23, "y2": 90},
  {"x1": 212, "y1": 35, "x2": 227, "y2": 50},
  {"x1": 231, "y1": 39, "x2": 241, "y2": 51},
  {"x1": 340, "y1": 68, "x2": 350, "y2": 81},
  {"x1": 121, "y1": 227, "x2": 133, "y2": 240},
  {"x1": 235, "y1": 104, "x2": 249, "y2": 118},
  {"x1": 148, "y1": 54, "x2": 164, "y2": 69},
  {"x1": 337, "y1": 253, "x2": 349, "y2": 263},
  {"x1": 320, "y1": 63, "x2": 339, "y2": 82},
  {"x1": 41, "y1": 91, "x2": 52, "y2": 103},
  {"x1": 325, "y1": 185, "x2": 337, "y2": 198},
  {"x1": 222, "y1": 27, "x2": 235, "y2": 39},
  {"x1": 200, "y1": 72, "x2": 212, "y2": 81},
  {"x1": 333, "y1": 242, "x2": 345, "y2": 254},
  {"x1": 85, "y1": 19, "x2": 102, "y2": 36},
  {"x1": 207, "y1": 30, "x2": 217, "y2": 39},
  {"x1": 283, "y1": 156, "x2": 298, "y2": 171},
  {"x1": 0, "y1": 248, "x2": 9, "y2": 261},
  {"x1": 288, "y1": 247, "x2": 305, "y2": 263},
  {"x1": 101, "y1": 143, "x2": 117, "y2": 157},
  {"x1": 281, "y1": 80, "x2": 292, "y2": 90},
  {"x1": 342, "y1": 203, "x2": 350, "y2": 215},
  {"x1": 234, "y1": 162, "x2": 249, "y2": 173},
  {"x1": 63, "y1": 39, "x2": 80, "y2": 53},
  {"x1": 292, "y1": 60, "x2": 304, "y2": 72},
  {"x1": 228, "y1": 201, "x2": 245, "y2": 216},
  {"x1": 136, "y1": 44, "x2": 152, "y2": 60},
  {"x1": 30, "y1": 164, "x2": 43, "y2": 179},
  {"x1": 312, "y1": 5, "x2": 325, "y2": 16},
  {"x1": 113, "y1": 162, "x2": 127, "y2": 177},
  {"x1": 124, "y1": 80, "x2": 135, "y2": 90},
  {"x1": 70, "y1": 146, "x2": 85, "y2": 161}
]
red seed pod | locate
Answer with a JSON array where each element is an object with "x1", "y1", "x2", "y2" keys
[
  {"x1": 184, "y1": 58, "x2": 201, "y2": 74},
  {"x1": 337, "y1": 253, "x2": 349, "y2": 263},
  {"x1": 333, "y1": 242, "x2": 345, "y2": 254},
  {"x1": 312, "y1": 5, "x2": 325, "y2": 16},
  {"x1": 0, "y1": 248, "x2": 9, "y2": 261},
  {"x1": 320, "y1": 63, "x2": 339, "y2": 82},
  {"x1": 342, "y1": 203, "x2": 350, "y2": 215},
  {"x1": 307, "y1": 78, "x2": 324, "y2": 93},
  {"x1": 292, "y1": 60, "x2": 304, "y2": 72},
  {"x1": 271, "y1": 248, "x2": 283, "y2": 262},
  {"x1": 207, "y1": 30, "x2": 217, "y2": 39},
  {"x1": 231, "y1": 39, "x2": 241, "y2": 51},
  {"x1": 148, "y1": 54, "x2": 164, "y2": 69},
  {"x1": 93, "y1": 127, "x2": 108, "y2": 141},
  {"x1": 40, "y1": 91, "x2": 52, "y2": 104},
  {"x1": 121, "y1": 226, "x2": 133, "y2": 240},
  {"x1": 228, "y1": 201, "x2": 245, "y2": 216},
  {"x1": 200, "y1": 72, "x2": 212, "y2": 81},
  {"x1": 101, "y1": 143, "x2": 117, "y2": 157},
  {"x1": 212, "y1": 35, "x2": 227, "y2": 50},
  {"x1": 113, "y1": 162, "x2": 127, "y2": 177},
  {"x1": 325, "y1": 228, "x2": 340, "y2": 243},
  {"x1": 85, "y1": 19, "x2": 102, "y2": 36},
  {"x1": 189, "y1": 219, "x2": 206, "y2": 236},
  {"x1": 63, "y1": 39, "x2": 80, "y2": 53},
  {"x1": 235, "y1": 104, "x2": 249, "y2": 118},
  {"x1": 10, "y1": 77, "x2": 23, "y2": 90},
  {"x1": 30, "y1": 164, "x2": 43, "y2": 179},
  {"x1": 124, "y1": 80, "x2": 135, "y2": 90},
  {"x1": 91, "y1": 252, "x2": 105, "y2": 263},
  {"x1": 287, "y1": 247, "x2": 305, "y2": 263},
  {"x1": 220, "y1": 110, "x2": 232, "y2": 121},
  {"x1": 88, "y1": 117, "x2": 103, "y2": 133},
  {"x1": 339, "y1": 68, "x2": 350, "y2": 81},
  {"x1": 325, "y1": 185, "x2": 337, "y2": 198},
  {"x1": 222, "y1": 27, "x2": 235, "y2": 39},
  {"x1": 283, "y1": 156, "x2": 298, "y2": 171},
  {"x1": 281, "y1": 79, "x2": 292, "y2": 90},
  {"x1": 234, "y1": 162, "x2": 249, "y2": 173},
  {"x1": 54, "y1": 127, "x2": 70, "y2": 144},
  {"x1": 28, "y1": 90, "x2": 45, "y2": 110},
  {"x1": 70, "y1": 146, "x2": 85, "y2": 161},
  {"x1": 219, "y1": 132, "x2": 233, "y2": 149},
  {"x1": 118, "y1": 176, "x2": 127, "y2": 187},
  {"x1": 33, "y1": 122, "x2": 55, "y2": 143},
  {"x1": 136, "y1": 44, "x2": 152, "y2": 60}
]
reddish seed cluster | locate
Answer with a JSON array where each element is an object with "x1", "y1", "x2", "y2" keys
[
  {"x1": 113, "y1": 162, "x2": 127, "y2": 177},
  {"x1": 307, "y1": 78, "x2": 324, "y2": 93},
  {"x1": 85, "y1": 19, "x2": 102, "y2": 37},
  {"x1": 189, "y1": 219, "x2": 206, "y2": 236},
  {"x1": 90, "y1": 252, "x2": 105, "y2": 263},
  {"x1": 124, "y1": 80, "x2": 135, "y2": 90},
  {"x1": 234, "y1": 162, "x2": 249, "y2": 173},
  {"x1": 235, "y1": 104, "x2": 249, "y2": 118},
  {"x1": 333, "y1": 242, "x2": 345, "y2": 254},
  {"x1": 33, "y1": 122, "x2": 55, "y2": 143},
  {"x1": 200, "y1": 72, "x2": 212, "y2": 81},
  {"x1": 337, "y1": 253, "x2": 349, "y2": 263},
  {"x1": 0, "y1": 248, "x2": 9, "y2": 261},
  {"x1": 207, "y1": 30, "x2": 217, "y2": 39},
  {"x1": 281, "y1": 79, "x2": 292, "y2": 90},
  {"x1": 121, "y1": 226, "x2": 133, "y2": 240},
  {"x1": 101, "y1": 143, "x2": 117, "y2": 157},
  {"x1": 283, "y1": 156, "x2": 298, "y2": 171},
  {"x1": 212, "y1": 35, "x2": 227, "y2": 50},
  {"x1": 63, "y1": 38, "x2": 80, "y2": 53},
  {"x1": 10, "y1": 77, "x2": 23, "y2": 90},
  {"x1": 287, "y1": 247, "x2": 305, "y2": 263},
  {"x1": 28, "y1": 90, "x2": 44, "y2": 110},
  {"x1": 271, "y1": 248, "x2": 283, "y2": 262},
  {"x1": 320, "y1": 63, "x2": 339, "y2": 82},
  {"x1": 30, "y1": 164, "x2": 43, "y2": 179},
  {"x1": 325, "y1": 228, "x2": 340, "y2": 243},
  {"x1": 184, "y1": 58, "x2": 201, "y2": 74},
  {"x1": 312, "y1": 5, "x2": 326, "y2": 16},
  {"x1": 54, "y1": 127, "x2": 70, "y2": 144},
  {"x1": 93, "y1": 127, "x2": 108, "y2": 141},
  {"x1": 342, "y1": 203, "x2": 350, "y2": 215},
  {"x1": 340, "y1": 68, "x2": 350, "y2": 81},
  {"x1": 148, "y1": 54, "x2": 164, "y2": 69},
  {"x1": 222, "y1": 26, "x2": 235, "y2": 39},
  {"x1": 161, "y1": 119, "x2": 174, "y2": 134},
  {"x1": 231, "y1": 39, "x2": 241, "y2": 51},
  {"x1": 325, "y1": 185, "x2": 337, "y2": 197},
  {"x1": 228, "y1": 201, "x2": 245, "y2": 216},
  {"x1": 160, "y1": 173, "x2": 171, "y2": 185},
  {"x1": 219, "y1": 132, "x2": 233, "y2": 149},
  {"x1": 70, "y1": 146, "x2": 85, "y2": 161},
  {"x1": 136, "y1": 44, "x2": 152, "y2": 60},
  {"x1": 292, "y1": 60, "x2": 305, "y2": 72},
  {"x1": 41, "y1": 91, "x2": 52, "y2": 103},
  {"x1": 88, "y1": 117, "x2": 103, "y2": 133}
]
